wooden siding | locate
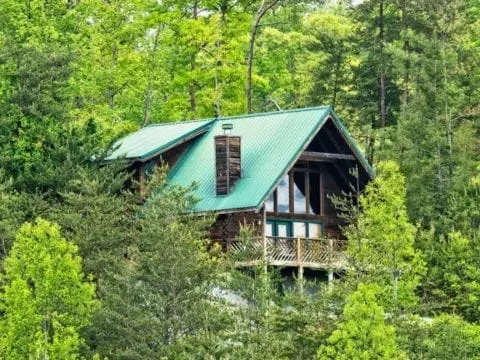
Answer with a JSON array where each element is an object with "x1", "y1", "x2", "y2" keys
[
  {"x1": 211, "y1": 210, "x2": 263, "y2": 250},
  {"x1": 215, "y1": 135, "x2": 241, "y2": 195}
]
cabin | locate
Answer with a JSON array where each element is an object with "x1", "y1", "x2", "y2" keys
[{"x1": 107, "y1": 107, "x2": 374, "y2": 280}]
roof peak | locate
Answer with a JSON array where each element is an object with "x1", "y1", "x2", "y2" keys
[
  {"x1": 212, "y1": 106, "x2": 331, "y2": 122},
  {"x1": 145, "y1": 118, "x2": 212, "y2": 128},
  {"x1": 146, "y1": 106, "x2": 331, "y2": 128}
]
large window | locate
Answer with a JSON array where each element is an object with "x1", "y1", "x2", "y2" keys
[
  {"x1": 309, "y1": 173, "x2": 320, "y2": 215},
  {"x1": 265, "y1": 191, "x2": 275, "y2": 212},
  {"x1": 277, "y1": 175, "x2": 290, "y2": 213},
  {"x1": 293, "y1": 172, "x2": 306, "y2": 213},
  {"x1": 265, "y1": 170, "x2": 323, "y2": 216}
]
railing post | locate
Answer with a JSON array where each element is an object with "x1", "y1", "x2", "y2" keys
[
  {"x1": 263, "y1": 236, "x2": 267, "y2": 274},
  {"x1": 296, "y1": 238, "x2": 304, "y2": 283},
  {"x1": 328, "y1": 238, "x2": 334, "y2": 285}
]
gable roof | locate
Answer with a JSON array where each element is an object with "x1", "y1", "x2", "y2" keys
[
  {"x1": 166, "y1": 107, "x2": 373, "y2": 213},
  {"x1": 105, "y1": 119, "x2": 213, "y2": 161}
]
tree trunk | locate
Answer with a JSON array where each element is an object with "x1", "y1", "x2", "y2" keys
[
  {"x1": 189, "y1": 1, "x2": 199, "y2": 117},
  {"x1": 246, "y1": 15, "x2": 261, "y2": 114},
  {"x1": 246, "y1": 0, "x2": 281, "y2": 113},
  {"x1": 401, "y1": 0, "x2": 410, "y2": 107},
  {"x1": 143, "y1": 25, "x2": 162, "y2": 127},
  {"x1": 107, "y1": 42, "x2": 119, "y2": 108},
  {"x1": 332, "y1": 56, "x2": 341, "y2": 109},
  {"x1": 378, "y1": 0, "x2": 386, "y2": 128}
]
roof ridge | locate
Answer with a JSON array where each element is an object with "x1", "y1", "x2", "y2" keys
[
  {"x1": 146, "y1": 118, "x2": 213, "y2": 128},
  {"x1": 213, "y1": 106, "x2": 331, "y2": 122},
  {"x1": 145, "y1": 106, "x2": 331, "y2": 127}
]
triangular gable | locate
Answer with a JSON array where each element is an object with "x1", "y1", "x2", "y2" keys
[
  {"x1": 330, "y1": 110, "x2": 375, "y2": 179},
  {"x1": 167, "y1": 107, "x2": 373, "y2": 214}
]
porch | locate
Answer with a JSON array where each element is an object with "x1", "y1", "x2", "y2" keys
[{"x1": 226, "y1": 236, "x2": 348, "y2": 272}]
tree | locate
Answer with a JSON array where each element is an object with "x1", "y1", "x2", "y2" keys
[
  {"x1": 302, "y1": 10, "x2": 357, "y2": 111},
  {"x1": 334, "y1": 161, "x2": 425, "y2": 312},
  {"x1": 246, "y1": 0, "x2": 282, "y2": 113},
  {"x1": 0, "y1": 218, "x2": 98, "y2": 359},
  {"x1": 88, "y1": 174, "x2": 229, "y2": 358},
  {"x1": 317, "y1": 284, "x2": 405, "y2": 360},
  {"x1": 396, "y1": 314, "x2": 480, "y2": 359}
]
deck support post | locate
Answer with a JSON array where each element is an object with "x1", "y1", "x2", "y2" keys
[
  {"x1": 296, "y1": 237, "x2": 304, "y2": 292},
  {"x1": 328, "y1": 270, "x2": 334, "y2": 284},
  {"x1": 263, "y1": 235, "x2": 268, "y2": 274},
  {"x1": 328, "y1": 238, "x2": 334, "y2": 285}
]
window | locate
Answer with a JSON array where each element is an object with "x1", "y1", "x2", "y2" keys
[
  {"x1": 265, "y1": 223, "x2": 273, "y2": 236},
  {"x1": 308, "y1": 223, "x2": 322, "y2": 239},
  {"x1": 309, "y1": 173, "x2": 320, "y2": 215},
  {"x1": 293, "y1": 222, "x2": 306, "y2": 238},
  {"x1": 277, "y1": 175, "x2": 290, "y2": 213},
  {"x1": 263, "y1": 170, "x2": 324, "y2": 216},
  {"x1": 265, "y1": 192, "x2": 275, "y2": 212},
  {"x1": 277, "y1": 223, "x2": 289, "y2": 237},
  {"x1": 293, "y1": 172, "x2": 306, "y2": 213},
  {"x1": 267, "y1": 220, "x2": 323, "y2": 239}
]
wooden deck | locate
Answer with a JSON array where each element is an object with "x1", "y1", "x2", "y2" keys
[{"x1": 227, "y1": 236, "x2": 348, "y2": 271}]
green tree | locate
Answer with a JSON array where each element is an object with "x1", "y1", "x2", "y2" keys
[
  {"x1": 317, "y1": 284, "x2": 405, "y2": 360},
  {"x1": 396, "y1": 314, "x2": 480, "y2": 359},
  {"x1": 0, "y1": 218, "x2": 98, "y2": 359},
  {"x1": 87, "y1": 175, "x2": 229, "y2": 358},
  {"x1": 337, "y1": 161, "x2": 425, "y2": 312}
]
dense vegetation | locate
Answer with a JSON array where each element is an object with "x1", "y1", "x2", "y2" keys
[{"x1": 0, "y1": 0, "x2": 478, "y2": 358}]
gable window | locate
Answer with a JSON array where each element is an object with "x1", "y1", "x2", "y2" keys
[
  {"x1": 265, "y1": 169, "x2": 324, "y2": 216},
  {"x1": 308, "y1": 173, "x2": 320, "y2": 215},
  {"x1": 293, "y1": 172, "x2": 306, "y2": 213},
  {"x1": 277, "y1": 174, "x2": 290, "y2": 213},
  {"x1": 265, "y1": 191, "x2": 275, "y2": 212}
]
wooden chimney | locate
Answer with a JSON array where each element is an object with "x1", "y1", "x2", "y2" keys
[{"x1": 215, "y1": 123, "x2": 241, "y2": 195}]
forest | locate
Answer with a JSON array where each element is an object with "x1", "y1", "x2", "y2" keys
[{"x1": 0, "y1": 0, "x2": 479, "y2": 359}]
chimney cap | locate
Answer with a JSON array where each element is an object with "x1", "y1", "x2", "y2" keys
[{"x1": 222, "y1": 123, "x2": 233, "y2": 135}]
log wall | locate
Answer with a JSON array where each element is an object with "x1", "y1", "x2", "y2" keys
[{"x1": 210, "y1": 210, "x2": 263, "y2": 250}]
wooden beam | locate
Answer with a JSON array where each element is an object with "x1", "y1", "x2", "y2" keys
[
  {"x1": 300, "y1": 151, "x2": 355, "y2": 162},
  {"x1": 320, "y1": 172, "x2": 325, "y2": 216}
]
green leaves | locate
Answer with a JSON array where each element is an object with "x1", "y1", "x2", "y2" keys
[
  {"x1": 317, "y1": 284, "x2": 406, "y2": 360},
  {"x1": 343, "y1": 161, "x2": 425, "y2": 312},
  {"x1": 0, "y1": 218, "x2": 98, "y2": 359}
]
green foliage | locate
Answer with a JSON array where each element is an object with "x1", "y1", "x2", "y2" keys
[
  {"x1": 317, "y1": 284, "x2": 405, "y2": 360},
  {"x1": 419, "y1": 230, "x2": 480, "y2": 321},
  {"x1": 396, "y1": 314, "x2": 480, "y2": 359},
  {"x1": 339, "y1": 161, "x2": 425, "y2": 312},
  {"x1": 85, "y1": 174, "x2": 228, "y2": 358},
  {"x1": 0, "y1": 0, "x2": 478, "y2": 357},
  {"x1": 0, "y1": 218, "x2": 98, "y2": 359}
]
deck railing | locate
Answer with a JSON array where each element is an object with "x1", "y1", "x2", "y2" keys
[{"x1": 227, "y1": 236, "x2": 348, "y2": 270}]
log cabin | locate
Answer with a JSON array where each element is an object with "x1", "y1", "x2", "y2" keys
[{"x1": 107, "y1": 107, "x2": 374, "y2": 280}]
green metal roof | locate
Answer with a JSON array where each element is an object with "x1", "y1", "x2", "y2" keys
[
  {"x1": 109, "y1": 107, "x2": 374, "y2": 213},
  {"x1": 168, "y1": 107, "x2": 336, "y2": 213},
  {"x1": 106, "y1": 119, "x2": 213, "y2": 161}
]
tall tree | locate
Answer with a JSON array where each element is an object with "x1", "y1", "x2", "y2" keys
[
  {"x1": 317, "y1": 284, "x2": 406, "y2": 360},
  {"x1": 333, "y1": 161, "x2": 425, "y2": 312},
  {"x1": 0, "y1": 219, "x2": 97, "y2": 359}
]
